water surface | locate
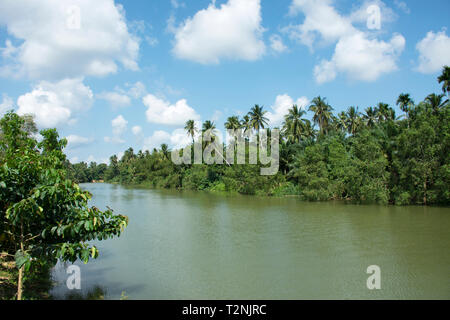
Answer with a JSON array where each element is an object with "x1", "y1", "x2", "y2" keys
[{"x1": 51, "y1": 183, "x2": 450, "y2": 299}]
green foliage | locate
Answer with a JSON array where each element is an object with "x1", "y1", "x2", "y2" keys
[
  {"x1": 67, "y1": 67, "x2": 449, "y2": 206},
  {"x1": 0, "y1": 112, "x2": 128, "y2": 299}
]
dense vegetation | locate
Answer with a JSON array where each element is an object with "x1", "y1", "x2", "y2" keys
[
  {"x1": 0, "y1": 113, "x2": 128, "y2": 300},
  {"x1": 70, "y1": 66, "x2": 449, "y2": 206}
]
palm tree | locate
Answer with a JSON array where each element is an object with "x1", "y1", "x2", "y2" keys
[
  {"x1": 302, "y1": 120, "x2": 316, "y2": 140},
  {"x1": 202, "y1": 120, "x2": 217, "y2": 142},
  {"x1": 241, "y1": 115, "x2": 252, "y2": 133},
  {"x1": 224, "y1": 116, "x2": 241, "y2": 131},
  {"x1": 346, "y1": 106, "x2": 361, "y2": 135},
  {"x1": 396, "y1": 93, "x2": 414, "y2": 118},
  {"x1": 376, "y1": 103, "x2": 390, "y2": 122},
  {"x1": 308, "y1": 96, "x2": 334, "y2": 135},
  {"x1": 184, "y1": 119, "x2": 197, "y2": 145},
  {"x1": 160, "y1": 144, "x2": 170, "y2": 160},
  {"x1": 425, "y1": 93, "x2": 446, "y2": 114},
  {"x1": 334, "y1": 111, "x2": 348, "y2": 132},
  {"x1": 248, "y1": 104, "x2": 269, "y2": 135},
  {"x1": 363, "y1": 107, "x2": 377, "y2": 128},
  {"x1": 282, "y1": 105, "x2": 306, "y2": 143},
  {"x1": 437, "y1": 65, "x2": 450, "y2": 96}
]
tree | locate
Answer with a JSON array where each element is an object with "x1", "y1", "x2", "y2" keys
[
  {"x1": 309, "y1": 96, "x2": 333, "y2": 135},
  {"x1": 425, "y1": 93, "x2": 446, "y2": 114},
  {"x1": 437, "y1": 65, "x2": 450, "y2": 96},
  {"x1": 248, "y1": 104, "x2": 269, "y2": 135},
  {"x1": 184, "y1": 120, "x2": 197, "y2": 145},
  {"x1": 396, "y1": 93, "x2": 414, "y2": 118},
  {"x1": 346, "y1": 106, "x2": 361, "y2": 135},
  {"x1": 224, "y1": 116, "x2": 241, "y2": 131},
  {"x1": 0, "y1": 112, "x2": 128, "y2": 300},
  {"x1": 282, "y1": 105, "x2": 307, "y2": 143},
  {"x1": 160, "y1": 144, "x2": 170, "y2": 160},
  {"x1": 363, "y1": 107, "x2": 378, "y2": 128}
]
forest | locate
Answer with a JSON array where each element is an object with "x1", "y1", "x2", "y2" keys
[{"x1": 67, "y1": 66, "x2": 450, "y2": 206}]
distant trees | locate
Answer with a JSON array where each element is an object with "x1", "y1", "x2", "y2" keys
[{"x1": 68, "y1": 66, "x2": 449, "y2": 206}]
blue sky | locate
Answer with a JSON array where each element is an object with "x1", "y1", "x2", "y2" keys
[{"x1": 0, "y1": 0, "x2": 449, "y2": 163}]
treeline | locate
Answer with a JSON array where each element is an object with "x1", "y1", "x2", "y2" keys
[{"x1": 74, "y1": 66, "x2": 450, "y2": 205}]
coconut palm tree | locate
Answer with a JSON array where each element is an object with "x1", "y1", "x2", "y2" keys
[
  {"x1": 184, "y1": 119, "x2": 197, "y2": 145},
  {"x1": 248, "y1": 104, "x2": 269, "y2": 135},
  {"x1": 308, "y1": 96, "x2": 333, "y2": 135},
  {"x1": 346, "y1": 106, "x2": 361, "y2": 135},
  {"x1": 202, "y1": 120, "x2": 217, "y2": 141},
  {"x1": 302, "y1": 120, "x2": 316, "y2": 140},
  {"x1": 425, "y1": 93, "x2": 447, "y2": 114},
  {"x1": 282, "y1": 105, "x2": 306, "y2": 143},
  {"x1": 224, "y1": 116, "x2": 241, "y2": 131},
  {"x1": 363, "y1": 107, "x2": 377, "y2": 128},
  {"x1": 396, "y1": 93, "x2": 414, "y2": 118},
  {"x1": 160, "y1": 144, "x2": 170, "y2": 160},
  {"x1": 438, "y1": 65, "x2": 450, "y2": 96},
  {"x1": 241, "y1": 115, "x2": 252, "y2": 133},
  {"x1": 376, "y1": 103, "x2": 391, "y2": 122}
]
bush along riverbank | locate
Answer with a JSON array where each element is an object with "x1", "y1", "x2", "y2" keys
[{"x1": 67, "y1": 67, "x2": 450, "y2": 206}]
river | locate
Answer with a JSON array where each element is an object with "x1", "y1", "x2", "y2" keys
[{"x1": 50, "y1": 183, "x2": 450, "y2": 299}]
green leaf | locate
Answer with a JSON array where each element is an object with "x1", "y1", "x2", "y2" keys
[{"x1": 14, "y1": 251, "x2": 30, "y2": 269}]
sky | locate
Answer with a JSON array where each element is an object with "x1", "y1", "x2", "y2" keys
[{"x1": 0, "y1": 0, "x2": 449, "y2": 164}]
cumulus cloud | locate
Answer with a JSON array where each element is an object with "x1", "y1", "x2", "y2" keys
[
  {"x1": 16, "y1": 78, "x2": 93, "y2": 128},
  {"x1": 0, "y1": 0, "x2": 139, "y2": 80},
  {"x1": 171, "y1": 0, "x2": 266, "y2": 64},
  {"x1": 266, "y1": 94, "x2": 309, "y2": 127},
  {"x1": 143, "y1": 94, "x2": 200, "y2": 126},
  {"x1": 105, "y1": 114, "x2": 127, "y2": 144},
  {"x1": 285, "y1": 0, "x2": 405, "y2": 83},
  {"x1": 415, "y1": 29, "x2": 450, "y2": 74},
  {"x1": 143, "y1": 128, "x2": 191, "y2": 151},
  {"x1": 132, "y1": 125, "x2": 143, "y2": 136},
  {"x1": 97, "y1": 91, "x2": 131, "y2": 108},
  {"x1": 315, "y1": 32, "x2": 405, "y2": 83},
  {"x1": 66, "y1": 134, "x2": 93, "y2": 149},
  {"x1": 270, "y1": 35, "x2": 288, "y2": 53},
  {"x1": 0, "y1": 93, "x2": 14, "y2": 117}
]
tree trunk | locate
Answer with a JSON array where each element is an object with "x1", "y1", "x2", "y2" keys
[
  {"x1": 17, "y1": 265, "x2": 24, "y2": 300},
  {"x1": 423, "y1": 179, "x2": 427, "y2": 205}
]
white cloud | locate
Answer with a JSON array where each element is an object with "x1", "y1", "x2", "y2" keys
[
  {"x1": 126, "y1": 81, "x2": 147, "y2": 99},
  {"x1": 0, "y1": 93, "x2": 14, "y2": 117},
  {"x1": 394, "y1": 0, "x2": 410, "y2": 14},
  {"x1": 97, "y1": 91, "x2": 131, "y2": 108},
  {"x1": 66, "y1": 134, "x2": 92, "y2": 149},
  {"x1": 144, "y1": 128, "x2": 191, "y2": 151},
  {"x1": 315, "y1": 32, "x2": 405, "y2": 83},
  {"x1": 105, "y1": 114, "x2": 127, "y2": 144},
  {"x1": 416, "y1": 29, "x2": 450, "y2": 74},
  {"x1": 270, "y1": 35, "x2": 288, "y2": 53},
  {"x1": 143, "y1": 94, "x2": 200, "y2": 126},
  {"x1": 266, "y1": 94, "x2": 309, "y2": 127},
  {"x1": 171, "y1": 0, "x2": 266, "y2": 64},
  {"x1": 0, "y1": 0, "x2": 139, "y2": 80},
  {"x1": 132, "y1": 125, "x2": 142, "y2": 136},
  {"x1": 16, "y1": 78, "x2": 93, "y2": 128},
  {"x1": 285, "y1": 0, "x2": 405, "y2": 83}
]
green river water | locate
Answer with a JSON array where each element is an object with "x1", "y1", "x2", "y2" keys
[{"x1": 50, "y1": 183, "x2": 450, "y2": 299}]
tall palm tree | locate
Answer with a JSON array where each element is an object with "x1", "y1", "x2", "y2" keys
[
  {"x1": 302, "y1": 120, "x2": 316, "y2": 140},
  {"x1": 184, "y1": 119, "x2": 197, "y2": 145},
  {"x1": 437, "y1": 65, "x2": 450, "y2": 96},
  {"x1": 363, "y1": 107, "x2": 377, "y2": 128},
  {"x1": 160, "y1": 144, "x2": 170, "y2": 160},
  {"x1": 425, "y1": 93, "x2": 446, "y2": 114},
  {"x1": 334, "y1": 111, "x2": 348, "y2": 132},
  {"x1": 376, "y1": 103, "x2": 390, "y2": 122},
  {"x1": 202, "y1": 120, "x2": 217, "y2": 141},
  {"x1": 308, "y1": 96, "x2": 334, "y2": 135},
  {"x1": 346, "y1": 106, "x2": 361, "y2": 135},
  {"x1": 241, "y1": 115, "x2": 252, "y2": 133},
  {"x1": 248, "y1": 104, "x2": 269, "y2": 135},
  {"x1": 396, "y1": 93, "x2": 414, "y2": 118},
  {"x1": 282, "y1": 105, "x2": 306, "y2": 143},
  {"x1": 224, "y1": 116, "x2": 241, "y2": 131}
]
